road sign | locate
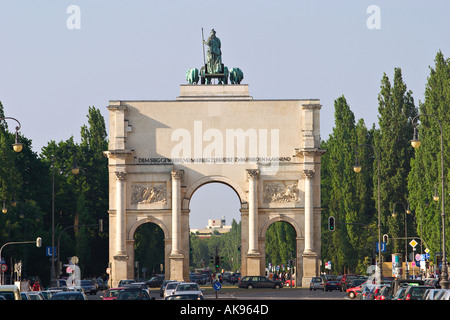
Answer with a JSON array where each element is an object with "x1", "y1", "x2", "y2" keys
[
  {"x1": 46, "y1": 246, "x2": 57, "y2": 257},
  {"x1": 376, "y1": 242, "x2": 386, "y2": 252},
  {"x1": 1, "y1": 264, "x2": 7, "y2": 272},
  {"x1": 213, "y1": 282, "x2": 222, "y2": 291},
  {"x1": 409, "y1": 239, "x2": 418, "y2": 248}
]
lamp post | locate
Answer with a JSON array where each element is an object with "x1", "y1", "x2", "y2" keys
[
  {"x1": 411, "y1": 114, "x2": 447, "y2": 289},
  {"x1": 0, "y1": 117, "x2": 23, "y2": 152},
  {"x1": 391, "y1": 202, "x2": 411, "y2": 279},
  {"x1": 354, "y1": 143, "x2": 382, "y2": 283},
  {"x1": 50, "y1": 154, "x2": 80, "y2": 287}
]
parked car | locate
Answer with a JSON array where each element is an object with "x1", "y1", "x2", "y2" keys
[
  {"x1": 321, "y1": 275, "x2": 341, "y2": 292},
  {"x1": 309, "y1": 277, "x2": 324, "y2": 291},
  {"x1": 392, "y1": 286, "x2": 407, "y2": 300},
  {"x1": 440, "y1": 290, "x2": 450, "y2": 300},
  {"x1": 160, "y1": 280, "x2": 177, "y2": 297},
  {"x1": 366, "y1": 284, "x2": 385, "y2": 300},
  {"x1": 423, "y1": 288, "x2": 447, "y2": 300},
  {"x1": 424, "y1": 278, "x2": 440, "y2": 288},
  {"x1": 28, "y1": 292, "x2": 44, "y2": 300},
  {"x1": 80, "y1": 279, "x2": 98, "y2": 295},
  {"x1": 230, "y1": 273, "x2": 241, "y2": 284},
  {"x1": 164, "y1": 281, "x2": 182, "y2": 298},
  {"x1": 403, "y1": 285, "x2": 431, "y2": 300},
  {"x1": 376, "y1": 285, "x2": 393, "y2": 300},
  {"x1": 392, "y1": 279, "x2": 424, "y2": 296},
  {"x1": 146, "y1": 276, "x2": 164, "y2": 288},
  {"x1": 0, "y1": 285, "x2": 21, "y2": 300},
  {"x1": 51, "y1": 291, "x2": 88, "y2": 300},
  {"x1": 347, "y1": 281, "x2": 367, "y2": 299},
  {"x1": 117, "y1": 288, "x2": 153, "y2": 300},
  {"x1": 238, "y1": 276, "x2": 283, "y2": 289},
  {"x1": 356, "y1": 283, "x2": 373, "y2": 300},
  {"x1": 101, "y1": 287, "x2": 126, "y2": 300},
  {"x1": 173, "y1": 282, "x2": 203, "y2": 297},
  {"x1": 347, "y1": 278, "x2": 367, "y2": 289},
  {"x1": 118, "y1": 279, "x2": 135, "y2": 287},
  {"x1": 165, "y1": 293, "x2": 204, "y2": 300}
]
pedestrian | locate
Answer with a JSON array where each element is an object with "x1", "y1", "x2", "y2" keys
[{"x1": 32, "y1": 280, "x2": 41, "y2": 291}]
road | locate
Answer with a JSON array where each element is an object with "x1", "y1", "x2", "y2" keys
[{"x1": 87, "y1": 285, "x2": 349, "y2": 300}]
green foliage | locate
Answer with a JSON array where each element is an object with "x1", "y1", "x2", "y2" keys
[
  {"x1": 265, "y1": 222, "x2": 296, "y2": 267},
  {"x1": 189, "y1": 219, "x2": 242, "y2": 272},
  {"x1": 408, "y1": 50, "x2": 450, "y2": 261},
  {"x1": 376, "y1": 68, "x2": 417, "y2": 254}
]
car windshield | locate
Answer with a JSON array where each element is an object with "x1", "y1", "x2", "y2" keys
[
  {"x1": 166, "y1": 282, "x2": 179, "y2": 289},
  {"x1": 177, "y1": 284, "x2": 199, "y2": 291},
  {"x1": 118, "y1": 290, "x2": 149, "y2": 300},
  {"x1": 0, "y1": 292, "x2": 15, "y2": 300},
  {"x1": 106, "y1": 289, "x2": 121, "y2": 298},
  {"x1": 52, "y1": 293, "x2": 84, "y2": 300}
]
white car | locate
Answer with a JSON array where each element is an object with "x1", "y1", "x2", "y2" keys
[
  {"x1": 173, "y1": 282, "x2": 203, "y2": 297},
  {"x1": 163, "y1": 281, "x2": 182, "y2": 298}
]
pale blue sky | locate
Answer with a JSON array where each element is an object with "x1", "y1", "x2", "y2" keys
[{"x1": 0, "y1": 1, "x2": 448, "y2": 228}]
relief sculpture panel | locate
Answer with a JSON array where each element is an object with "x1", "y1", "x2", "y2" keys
[
  {"x1": 263, "y1": 181, "x2": 299, "y2": 203},
  {"x1": 131, "y1": 183, "x2": 167, "y2": 205}
]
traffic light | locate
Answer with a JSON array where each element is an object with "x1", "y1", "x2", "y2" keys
[
  {"x1": 328, "y1": 216, "x2": 335, "y2": 231},
  {"x1": 215, "y1": 255, "x2": 220, "y2": 270}
]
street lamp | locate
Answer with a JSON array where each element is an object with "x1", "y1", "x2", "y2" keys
[
  {"x1": 0, "y1": 117, "x2": 23, "y2": 152},
  {"x1": 50, "y1": 154, "x2": 80, "y2": 287},
  {"x1": 391, "y1": 202, "x2": 411, "y2": 279},
  {"x1": 354, "y1": 143, "x2": 382, "y2": 283},
  {"x1": 411, "y1": 114, "x2": 447, "y2": 289}
]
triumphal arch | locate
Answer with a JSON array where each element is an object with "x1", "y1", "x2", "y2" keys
[{"x1": 105, "y1": 31, "x2": 324, "y2": 287}]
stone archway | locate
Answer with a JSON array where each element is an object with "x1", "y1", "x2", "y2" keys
[
  {"x1": 105, "y1": 84, "x2": 324, "y2": 287},
  {"x1": 260, "y1": 217, "x2": 303, "y2": 286}
]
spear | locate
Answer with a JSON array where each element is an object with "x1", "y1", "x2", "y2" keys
[{"x1": 202, "y1": 28, "x2": 206, "y2": 67}]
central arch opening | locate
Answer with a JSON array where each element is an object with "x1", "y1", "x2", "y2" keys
[{"x1": 188, "y1": 182, "x2": 242, "y2": 275}]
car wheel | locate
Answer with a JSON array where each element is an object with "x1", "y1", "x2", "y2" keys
[
  {"x1": 349, "y1": 292, "x2": 355, "y2": 299},
  {"x1": 275, "y1": 284, "x2": 280, "y2": 289},
  {"x1": 247, "y1": 284, "x2": 253, "y2": 289}
]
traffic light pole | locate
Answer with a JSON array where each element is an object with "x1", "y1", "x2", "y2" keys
[{"x1": 0, "y1": 238, "x2": 42, "y2": 285}]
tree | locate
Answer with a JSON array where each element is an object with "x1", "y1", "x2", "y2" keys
[
  {"x1": 376, "y1": 68, "x2": 417, "y2": 255},
  {"x1": 321, "y1": 96, "x2": 360, "y2": 273},
  {"x1": 408, "y1": 50, "x2": 449, "y2": 262}
]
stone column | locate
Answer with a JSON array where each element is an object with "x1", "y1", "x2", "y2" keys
[
  {"x1": 170, "y1": 169, "x2": 185, "y2": 281},
  {"x1": 303, "y1": 170, "x2": 315, "y2": 253},
  {"x1": 115, "y1": 171, "x2": 127, "y2": 255},
  {"x1": 247, "y1": 169, "x2": 260, "y2": 254},
  {"x1": 302, "y1": 169, "x2": 318, "y2": 284},
  {"x1": 171, "y1": 169, "x2": 183, "y2": 255},
  {"x1": 246, "y1": 169, "x2": 261, "y2": 276}
]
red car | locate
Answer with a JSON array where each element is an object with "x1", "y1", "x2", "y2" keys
[
  {"x1": 346, "y1": 281, "x2": 367, "y2": 299},
  {"x1": 102, "y1": 287, "x2": 126, "y2": 300}
]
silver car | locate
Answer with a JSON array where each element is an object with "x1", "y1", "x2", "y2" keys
[{"x1": 309, "y1": 277, "x2": 323, "y2": 290}]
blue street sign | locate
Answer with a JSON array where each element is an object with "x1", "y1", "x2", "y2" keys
[
  {"x1": 46, "y1": 246, "x2": 57, "y2": 257},
  {"x1": 376, "y1": 242, "x2": 386, "y2": 253},
  {"x1": 213, "y1": 282, "x2": 222, "y2": 291}
]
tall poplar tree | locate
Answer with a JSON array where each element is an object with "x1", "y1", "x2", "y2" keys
[
  {"x1": 376, "y1": 68, "x2": 417, "y2": 255},
  {"x1": 408, "y1": 50, "x2": 449, "y2": 261},
  {"x1": 321, "y1": 96, "x2": 359, "y2": 272}
]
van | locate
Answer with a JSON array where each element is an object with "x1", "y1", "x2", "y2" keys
[{"x1": 0, "y1": 285, "x2": 22, "y2": 300}]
